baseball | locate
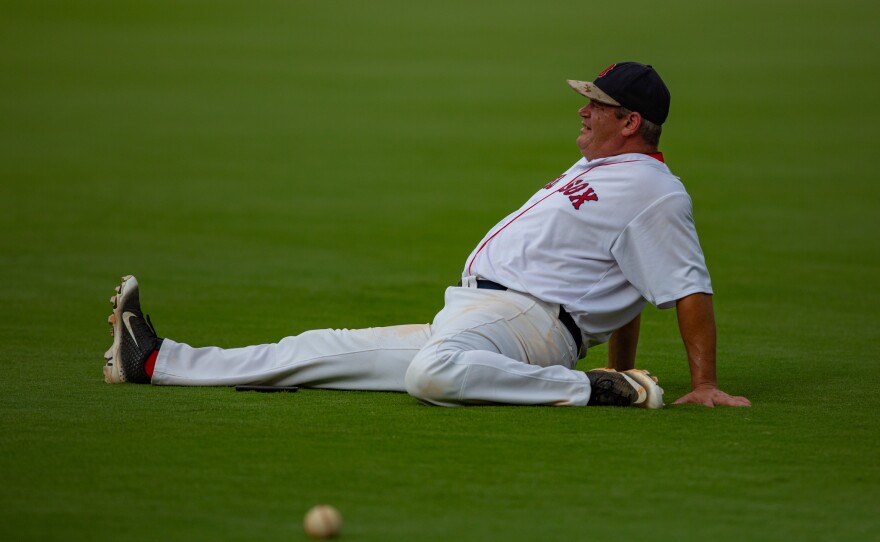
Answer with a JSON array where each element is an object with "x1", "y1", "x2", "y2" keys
[{"x1": 303, "y1": 505, "x2": 342, "y2": 539}]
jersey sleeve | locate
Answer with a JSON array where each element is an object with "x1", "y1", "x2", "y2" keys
[{"x1": 611, "y1": 192, "x2": 713, "y2": 309}]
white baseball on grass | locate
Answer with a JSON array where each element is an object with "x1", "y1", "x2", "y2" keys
[{"x1": 303, "y1": 505, "x2": 342, "y2": 539}]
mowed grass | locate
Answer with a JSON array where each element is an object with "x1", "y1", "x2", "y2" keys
[{"x1": 2, "y1": 1, "x2": 879, "y2": 541}]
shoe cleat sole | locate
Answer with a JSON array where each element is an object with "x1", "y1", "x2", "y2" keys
[
  {"x1": 103, "y1": 275, "x2": 137, "y2": 384},
  {"x1": 623, "y1": 369, "x2": 664, "y2": 409}
]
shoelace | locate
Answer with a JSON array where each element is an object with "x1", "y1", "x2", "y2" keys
[{"x1": 145, "y1": 314, "x2": 159, "y2": 338}]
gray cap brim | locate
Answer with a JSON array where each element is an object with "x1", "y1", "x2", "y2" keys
[{"x1": 566, "y1": 79, "x2": 621, "y2": 106}]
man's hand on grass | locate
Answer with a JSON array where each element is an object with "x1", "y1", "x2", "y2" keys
[{"x1": 674, "y1": 385, "x2": 751, "y2": 407}]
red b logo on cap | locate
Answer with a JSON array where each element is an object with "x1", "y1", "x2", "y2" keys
[{"x1": 597, "y1": 64, "x2": 616, "y2": 77}]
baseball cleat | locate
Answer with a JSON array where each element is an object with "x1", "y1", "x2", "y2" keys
[
  {"x1": 585, "y1": 368, "x2": 664, "y2": 408},
  {"x1": 103, "y1": 275, "x2": 161, "y2": 384}
]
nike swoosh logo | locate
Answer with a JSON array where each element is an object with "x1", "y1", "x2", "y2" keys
[{"x1": 122, "y1": 312, "x2": 139, "y2": 347}]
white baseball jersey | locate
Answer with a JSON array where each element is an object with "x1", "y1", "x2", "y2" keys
[{"x1": 463, "y1": 152, "x2": 713, "y2": 349}]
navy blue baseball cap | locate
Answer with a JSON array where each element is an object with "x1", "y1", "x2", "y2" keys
[{"x1": 567, "y1": 62, "x2": 671, "y2": 125}]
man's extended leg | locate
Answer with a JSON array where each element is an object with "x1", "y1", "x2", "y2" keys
[
  {"x1": 104, "y1": 275, "x2": 430, "y2": 390},
  {"x1": 154, "y1": 325, "x2": 430, "y2": 389}
]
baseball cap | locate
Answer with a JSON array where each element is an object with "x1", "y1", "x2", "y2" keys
[{"x1": 567, "y1": 62, "x2": 671, "y2": 125}]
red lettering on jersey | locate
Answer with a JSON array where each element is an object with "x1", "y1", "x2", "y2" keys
[
  {"x1": 557, "y1": 179, "x2": 575, "y2": 193},
  {"x1": 543, "y1": 174, "x2": 565, "y2": 190},
  {"x1": 569, "y1": 188, "x2": 598, "y2": 209},
  {"x1": 557, "y1": 179, "x2": 599, "y2": 209},
  {"x1": 597, "y1": 64, "x2": 616, "y2": 77},
  {"x1": 559, "y1": 179, "x2": 588, "y2": 195}
]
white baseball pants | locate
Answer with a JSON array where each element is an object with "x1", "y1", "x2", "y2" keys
[{"x1": 152, "y1": 286, "x2": 592, "y2": 406}]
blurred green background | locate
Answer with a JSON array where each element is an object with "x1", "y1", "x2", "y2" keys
[{"x1": 2, "y1": 1, "x2": 878, "y2": 541}]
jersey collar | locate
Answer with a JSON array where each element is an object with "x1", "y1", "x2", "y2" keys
[{"x1": 584, "y1": 152, "x2": 665, "y2": 165}]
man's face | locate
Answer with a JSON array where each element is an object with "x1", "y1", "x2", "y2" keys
[{"x1": 576, "y1": 100, "x2": 626, "y2": 160}]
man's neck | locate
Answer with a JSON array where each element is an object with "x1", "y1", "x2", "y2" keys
[{"x1": 583, "y1": 139, "x2": 658, "y2": 161}]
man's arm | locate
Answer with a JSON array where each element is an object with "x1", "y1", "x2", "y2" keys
[
  {"x1": 607, "y1": 313, "x2": 640, "y2": 371},
  {"x1": 673, "y1": 293, "x2": 751, "y2": 407}
]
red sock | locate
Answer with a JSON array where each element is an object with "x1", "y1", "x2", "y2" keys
[{"x1": 145, "y1": 350, "x2": 159, "y2": 378}]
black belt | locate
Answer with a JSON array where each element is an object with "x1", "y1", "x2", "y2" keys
[{"x1": 458, "y1": 279, "x2": 583, "y2": 352}]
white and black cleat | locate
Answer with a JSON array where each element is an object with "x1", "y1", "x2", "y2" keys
[{"x1": 104, "y1": 275, "x2": 161, "y2": 384}]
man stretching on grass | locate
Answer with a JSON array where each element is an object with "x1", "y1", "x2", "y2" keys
[{"x1": 103, "y1": 62, "x2": 750, "y2": 409}]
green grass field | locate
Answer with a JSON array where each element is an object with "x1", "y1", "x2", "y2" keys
[{"x1": 2, "y1": 1, "x2": 879, "y2": 540}]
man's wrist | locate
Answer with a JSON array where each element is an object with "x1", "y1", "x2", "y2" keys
[{"x1": 691, "y1": 382, "x2": 717, "y2": 391}]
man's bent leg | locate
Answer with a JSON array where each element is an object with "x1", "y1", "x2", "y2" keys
[
  {"x1": 153, "y1": 324, "x2": 431, "y2": 390},
  {"x1": 405, "y1": 287, "x2": 591, "y2": 406}
]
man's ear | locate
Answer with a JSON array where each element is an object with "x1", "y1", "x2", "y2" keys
[{"x1": 621, "y1": 111, "x2": 642, "y2": 137}]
